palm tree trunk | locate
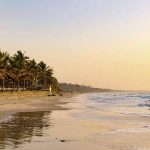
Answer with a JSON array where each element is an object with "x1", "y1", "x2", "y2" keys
[
  {"x1": 23, "y1": 80, "x2": 25, "y2": 91},
  {"x1": 17, "y1": 82, "x2": 19, "y2": 91},
  {"x1": 13, "y1": 81, "x2": 15, "y2": 91},
  {"x1": 29, "y1": 80, "x2": 31, "y2": 90},
  {"x1": 30, "y1": 80, "x2": 32, "y2": 90},
  {"x1": 2, "y1": 79, "x2": 4, "y2": 93},
  {"x1": 26, "y1": 80, "x2": 28, "y2": 91}
]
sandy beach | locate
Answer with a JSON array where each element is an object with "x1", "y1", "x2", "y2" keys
[
  {"x1": 1, "y1": 92, "x2": 150, "y2": 150},
  {"x1": 0, "y1": 91, "x2": 74, "y2": 123},
  {"x1": 1, "y1": 0, "x2": 150, "y2": 149},
  {"x1": 46, "y1": 93, "x2": 150, "y2": 150}
]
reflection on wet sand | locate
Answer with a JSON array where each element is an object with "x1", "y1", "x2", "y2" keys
[{"x1": 0, "y1": 111, "x2": 51, "y2": 149}]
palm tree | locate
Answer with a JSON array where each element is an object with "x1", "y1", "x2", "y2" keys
[
  {"x1": 37, "y1": 61, "x2": 60, "y2": 92},
  {"x1": 0, "y1": 51, "x2": 9, "y2": 92},
  {"x1": 0, "y1": 50, "x2": 60, "y2": 94},
  {"x1": 8, "y1": 51, "x2": 29, "y2": 91},
  {"x1": 38, "y1": 61, "x2": 50, "y2": 88},
  {"x1": 48, "y1": 76, "x2": 60, "y2": 94},
  {"x1": 26, "y1": 59, "x2": 38, "y2": 90}
]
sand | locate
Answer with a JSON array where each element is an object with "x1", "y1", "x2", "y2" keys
[
  {"x1": 1, "y1": 92, "x2": 150, "y2": 150},
  {"x1": 46, "y1": 108, "x2": 150, "y2": 150},
  {"x1": 0, "y1": 91, "x2": 74, "y2": 122}
]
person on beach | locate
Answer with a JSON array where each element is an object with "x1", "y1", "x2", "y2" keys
[{"x1": 49, "y1": 85, "x2": 52, "y2": 96}]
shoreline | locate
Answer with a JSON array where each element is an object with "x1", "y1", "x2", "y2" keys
[
  {"x1": 0, "y1": 91, "x2": 117, "y2": 123},
  {"x1": 0, "y1": 91, "x2": 78, "y2": 123},
  {"x1": 1, "y1": 92, "x2": 150, "y2": 149}
]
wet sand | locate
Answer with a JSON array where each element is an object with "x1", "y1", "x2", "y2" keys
[
  {"x1": 1, "y1": 92, "x2": 150, "y2": 150},
  {"x1": 0, "y1": 91, "x2": 74, "y2": 122},
  {"x1": 45, "y1": 94, "x2": 150, "y2": 150}
]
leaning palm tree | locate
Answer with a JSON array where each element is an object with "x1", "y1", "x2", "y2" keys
[
  {"x1": 37, "y1": 61, "x2": 60, "y2": 92},
  {"x1": 47, "y1": 76, "x2": 60, "y2": 93}
]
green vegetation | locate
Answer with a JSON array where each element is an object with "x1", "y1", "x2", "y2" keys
[
  {"x1": 59, "y1": 83, "x2": 111, "y2": 93},
  {"x1": 0, "y1": 50, "x2": 111, "y2": 94},
  {"x1": 0, "y1": 50, "x2": 60, "y2": 92}
]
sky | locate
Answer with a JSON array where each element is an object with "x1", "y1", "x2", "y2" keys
[{"x1": 0, "y1": 0, "x2": 150, "y2": 90}]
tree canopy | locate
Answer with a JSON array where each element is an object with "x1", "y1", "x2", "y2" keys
[{"x1": 0, "y1": 50, "x2": 60, "y2": 92}]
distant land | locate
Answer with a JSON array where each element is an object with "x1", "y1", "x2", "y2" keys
[{"x1": 59, "y1": 82, "x2": 112, "y2": 93}]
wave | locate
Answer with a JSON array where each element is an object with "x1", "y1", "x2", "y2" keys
[{"x1": 85, "y1": 92, "x2": 150, "y2": 115}]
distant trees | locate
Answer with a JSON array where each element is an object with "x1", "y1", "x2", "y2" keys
[
  {"x1": 0, "y1": 50, "x2": 60, "y2": 92},
  {"x1": 59, "y1": 83, "x2": 111, "y2": 93}
]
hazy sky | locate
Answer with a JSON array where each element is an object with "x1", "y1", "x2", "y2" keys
[{"x1": 1, "y1": 0, "x2": 150, "y2": 90}]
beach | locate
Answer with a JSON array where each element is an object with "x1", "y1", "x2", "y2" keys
[
  {"x1": 0, "y1": 91, "x2": 73, "y2": 123},
  {"x1": 1, "y1": 92, "x2": 150, "y2": 150},
  {"x1": 1, "y1": 0, "x2": 150, "y2": 149}
]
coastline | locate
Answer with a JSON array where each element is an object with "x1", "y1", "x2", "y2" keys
[
  {"x1": 1, "y1": 92, "x2": 150, "y2": 149},
  {"x1": 47, "y1": 93, "x2": 150, "y2": 150},
  {"x1": 0, "y1": 91, "x2": 77, "y2": 123}
]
